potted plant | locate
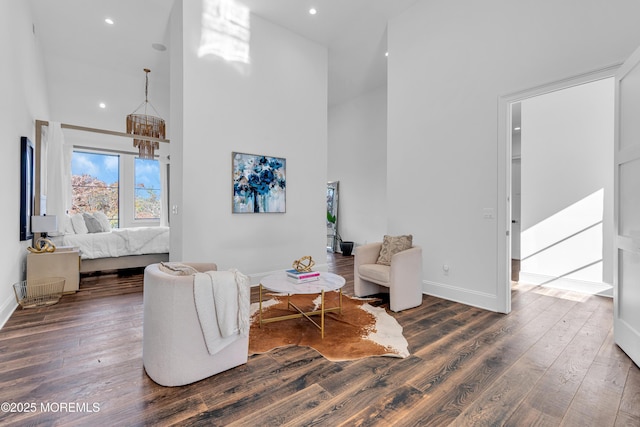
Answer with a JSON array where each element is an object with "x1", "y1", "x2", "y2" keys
[
  {"x1": 327, "y1": 211, "x2": 354, "y2": 256},
  {"x1": 339, "y1": 239, "x2": 354, "y2": 257}
]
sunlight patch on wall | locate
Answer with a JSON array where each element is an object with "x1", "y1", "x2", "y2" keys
[
  {"x1": 521, "y1": 189, "x2": 604, "y2": 284},
  {"x1": 198, "y1": 0, "x2": 250, "y2": 65}
]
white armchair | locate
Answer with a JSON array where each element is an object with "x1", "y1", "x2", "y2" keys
[
  {"x1": 143, "y1": 262, "x2": 249, "y2": 386},
  {"x1": 354, "y1": 242, "x2": 423, "y2": 312}
]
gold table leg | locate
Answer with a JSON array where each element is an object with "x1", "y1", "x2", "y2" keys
[
  {"x1": 258, "y1": 289, "x2": 343, "y2": 339},
  {"x1": 259, "y1": 284, "x2": 263, "y2": 328},
  {"x1": 321, "y1": 290, "x2": 325, "y2": 339}
]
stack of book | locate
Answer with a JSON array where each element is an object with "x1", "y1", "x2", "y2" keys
[{"x1": 286, "y1": 269, "x2": 320, "y2": 284}]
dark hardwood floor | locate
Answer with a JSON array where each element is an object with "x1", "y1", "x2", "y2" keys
[{"x1": 0, "y1": 254, "x2": 638, "y2": 426}]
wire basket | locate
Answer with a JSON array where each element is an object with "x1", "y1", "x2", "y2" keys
[{"x1": 13, "y1": 277, "x2": 65, "y2": 308}]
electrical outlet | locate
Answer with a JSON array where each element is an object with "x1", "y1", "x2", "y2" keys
[{"x1": 483, "y1": 208, "x2": 495, "y2": 219}]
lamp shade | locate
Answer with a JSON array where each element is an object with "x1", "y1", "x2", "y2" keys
[{"x1": 31, "y1": 215, "x2": 58, "y2": 233}]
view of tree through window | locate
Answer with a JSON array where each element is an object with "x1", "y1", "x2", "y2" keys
[
  {"x1": 134, "y1": 158, "x2": 161, "y2": 220},
  {"x1": 71, "y1": 151, "x2": 119, "y2": 227}
]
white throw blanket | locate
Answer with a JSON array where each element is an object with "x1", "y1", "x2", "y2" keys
[{"x1": 193, "y1": 269, "x2": 250, "y2": 355}]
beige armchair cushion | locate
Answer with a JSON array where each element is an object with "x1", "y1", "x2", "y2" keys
[{"x1": 359, "y1": 263, "x2": 391, "y2": 283}]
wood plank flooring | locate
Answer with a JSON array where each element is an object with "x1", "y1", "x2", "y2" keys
[{"x1": 0, "y1": 254, "x2": 638, "y2": 426}]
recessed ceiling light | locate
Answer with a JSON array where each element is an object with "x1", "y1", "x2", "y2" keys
[
  {"x1": 152, "y1": 43, "x2": 167, "y2": 52},
  {"x1": 99, "y1": 102, "x2": 106, "y2": 109},
  {"x1": 514, "y1": 126, "x2": 521, "y2": 131},
  {"x1": 385, "y1": 51, "x2": 389, "y2": 57},
  {"x1": 105, "y1": 18, "x2": 114, "y2": 25},
  {"x1": 309, "y1": 8, "x2": 317, "y2": 15}
]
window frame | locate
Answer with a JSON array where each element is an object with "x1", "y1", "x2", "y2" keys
[
  {"x1": 133, "y1": 157, "x2": 162, "y2": 222},
  {"x1": 71, "y1": 149, "x2": 161, "y2": 229}
]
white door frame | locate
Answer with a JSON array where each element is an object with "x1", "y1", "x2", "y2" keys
[
  {"x1": 614, "y1": 46, "x2": 640, "y2": 366},
  {"x1": 497, "y1": 64, "x2": 621, "y2": 314}
]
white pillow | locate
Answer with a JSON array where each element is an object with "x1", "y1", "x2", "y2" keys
[
  {"x1": 70, "y1": 213, "x2": 89, "y2": 234},
  {"x1": 61, "y1": 214, "x2": 75, "y2": 234},
  {"x1": 83, "y1": 213, "x2": 103, "y2": 233},
  {"x1": 92, "y1": 211, "x2": 111, "y2": 232}
]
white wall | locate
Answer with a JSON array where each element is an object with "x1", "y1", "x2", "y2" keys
[
  {"x1": 0, "y1": 0, "x2": 50, "y2": 326},
  {"x1": 169, "y1": 0, "x2": 184, "y2": 261},
  {"x1": 328, "y1": 86, "x2": 387, "y2": 248},
  {"x1": 520, "y1": 79, "x2": 614, "y2": 291},
  {"x1": 388, "y1": 0, "x2": 640, "y2": 311},
  {"x1": 171, "y1": 1, "x2": 328, "y2": 280}
]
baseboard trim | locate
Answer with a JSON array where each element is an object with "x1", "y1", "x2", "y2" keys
[
  {"x1": 0, "y1": 294, "x2": 18, "y2": 330},
  {"x1": 423, "y1": 280, "x2": 499, "y2": 312}
]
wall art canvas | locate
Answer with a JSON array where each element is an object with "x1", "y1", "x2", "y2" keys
[{"x1": 232, "y1": 152, "x2": 286, "y2": 213}]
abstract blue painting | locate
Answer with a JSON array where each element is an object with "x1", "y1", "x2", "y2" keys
[{"x1": 232, "y1": 152, "x2": 286, "y2": 213}]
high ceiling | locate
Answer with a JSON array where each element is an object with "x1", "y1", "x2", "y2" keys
[
  {"x1": 237, "y1": 0, "x2": 421, "y2": 105},
  {"x1": 29, "y1": 0, "x2": 419, "y2": 129}
]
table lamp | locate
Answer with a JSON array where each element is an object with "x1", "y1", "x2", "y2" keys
[{"x1": 30, "y1": 215, "x2": 58, "y2": 252}]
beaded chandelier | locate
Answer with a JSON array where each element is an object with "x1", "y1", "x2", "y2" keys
[{"x1": 126, "y1": 68, "x2": 165, "y2": 159}]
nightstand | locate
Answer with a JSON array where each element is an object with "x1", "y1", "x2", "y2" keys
[{"x1": 27, "y1": 248, "x2": 80, "y2": 294}]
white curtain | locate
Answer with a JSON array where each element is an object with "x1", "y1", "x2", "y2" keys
[{"x1": 44, "y1": 122, "x2": 72, "y2": 235}]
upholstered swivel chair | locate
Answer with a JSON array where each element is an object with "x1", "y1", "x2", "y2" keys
[
  {"x1": 354, "y1": 242, "x2": 423, "y2": 312},
  {"x1": 143, "y1": 262, "x2": 249, "y2": 386}
]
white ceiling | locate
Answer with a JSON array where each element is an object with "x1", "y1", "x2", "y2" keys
[
  {"x1": 29, "y1": 0, "x2": 419, "y2": 129},
  {"x1": 236, "y1": 0, "x2": 421, "y2": 105}
]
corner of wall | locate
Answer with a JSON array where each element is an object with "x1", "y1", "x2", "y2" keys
[{"x1": 0, "y1": 296, "x2": 18, "y2": 330}]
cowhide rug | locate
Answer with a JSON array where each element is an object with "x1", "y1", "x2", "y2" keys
[{"x1": 248, "y1": 292, "x2": 409, "y2": 362}]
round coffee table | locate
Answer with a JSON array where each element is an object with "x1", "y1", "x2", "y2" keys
[{"x1": 259, "y1": 271, "x2": 345, "y2": 338}]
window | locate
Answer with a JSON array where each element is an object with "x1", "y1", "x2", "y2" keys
[
  {"x1": 71, "y1": 151, "x2": 119, "y2": 227},
  {"x1": 134, "y1": 158, "x2": 161, "y2": 220},
  {"x1": 70, "y1": 150, "x2": 163, "y2": 228}
]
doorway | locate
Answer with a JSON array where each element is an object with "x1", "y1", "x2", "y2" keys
[
  {"x1": 506, "y1": 74, "x2": 615, "y2": 297},
  {"x1": 511, "y1": 102, "x2": 521, "y2": 282}
]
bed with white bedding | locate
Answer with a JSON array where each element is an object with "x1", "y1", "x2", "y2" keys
[
  {"x1": 50, "y1": 215, "x2": 169, "y2": 272},
  {"x1": 54, "y1": 226, "x2": 170, "y2": 259}
]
